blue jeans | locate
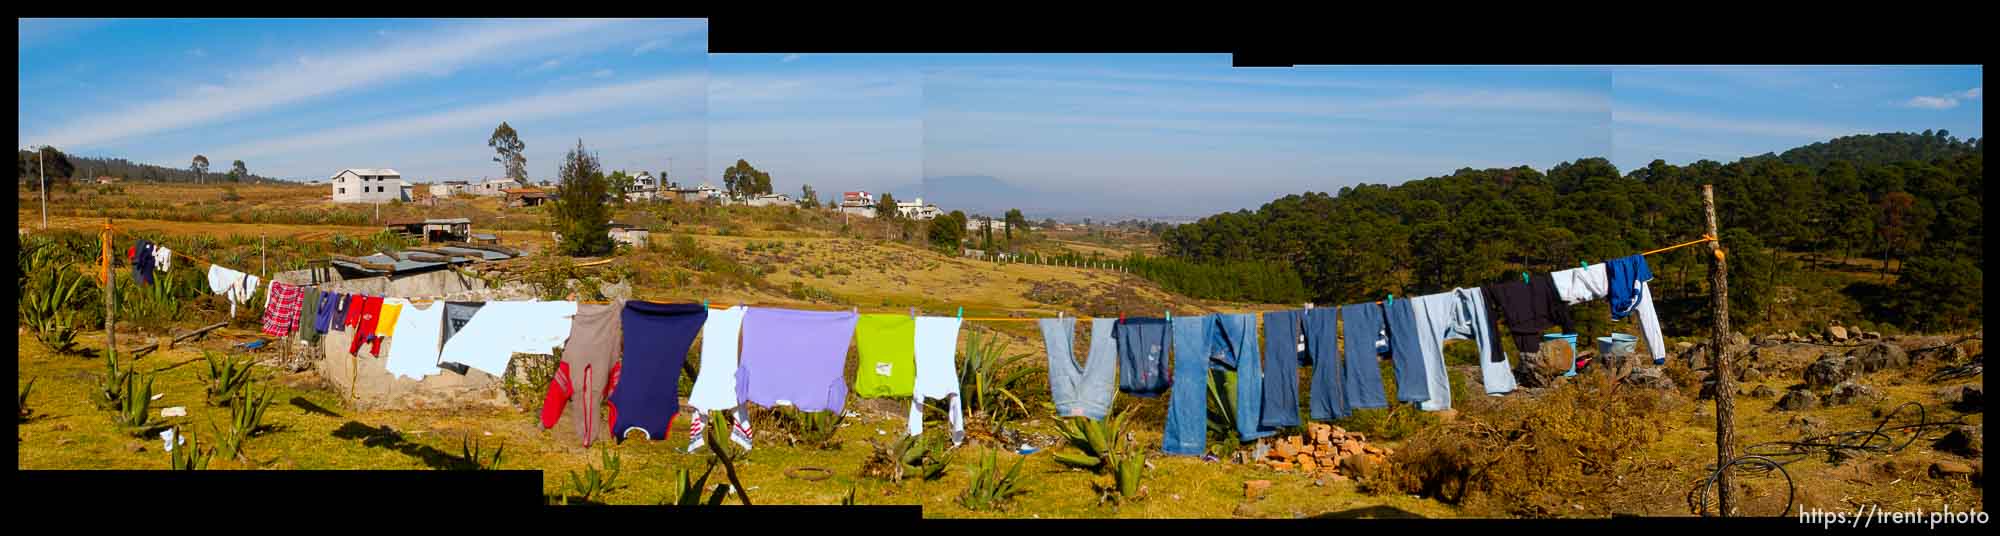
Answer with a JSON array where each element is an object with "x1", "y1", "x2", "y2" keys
[
  {"x1": 1212, "y1": 314, "x2": 1276, "y2": 441},
  {"x1": 1040, "y1": 317, "x2": 1119, "y2": 421},
  {"x1": 1383, "y1": 298, "x2": 1434, "y2": 404},
  {"x1": 1162, "y1": 315, "x2": 1212, "y2": 456},
  {"x1": 1305, "y1": 308, "x2": 1348, "y2": 420},
  {"x1": 1340, "y1": 303, "x2": 1390, "y2": 409},
  {"x1": 1259, "y1": 310, "x2": 1305, "y2": 428}
]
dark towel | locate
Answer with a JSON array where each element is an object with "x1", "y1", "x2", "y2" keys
[
  {"x1": 1484, "y1": 273, "x2": 1574, "y2": 353},
  {"x1": 131, "y1": 240, "x2": 155, "y2": 285},
  {"x1": 606, "y1": 301, "x2": 707, "y2": 443},
  {"x1": 441, "y1": 301, "x2": 485, "y2": 347}
]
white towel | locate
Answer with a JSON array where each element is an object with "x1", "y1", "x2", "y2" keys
[
  {"x1": 907, "y1": 316, "x2": 965, "y2": 445},
  {"x1": 206, "y1": 265, "x2": 259, "y2": 317},
  {"x1": 435, "y1": 301, "x2": 577, "y2": 376},
  {"x1": 1551, "y1": 263, "x2": 1610, "y2": 305},
  {"x1": 686, "y1": 306, "x2": 748, "y2": 412},
  {"x1": 382, "y1": 299, "x2": 446, "y2": 380},
  {"x1": 153, "y1": 246, "x2": 172, "y2": 272}
]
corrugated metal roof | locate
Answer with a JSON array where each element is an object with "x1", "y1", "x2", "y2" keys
[
  {"x1": 338, "y1": 168, "x2": 401, "y2": 177},
  {"x1": 329, "y1": 247, "x2": 515, "y2": 275},
  {"x1": 425, "y1": 218, "x2": 473, "y2": 224}
]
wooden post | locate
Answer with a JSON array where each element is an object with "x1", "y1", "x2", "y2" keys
[
  {"x1": 260, "y1": 234, "x2": 267, "y2": 279},
  {"x1": 102, "y1": 219, "x2": 116, "y2": 358},
  {"x1": 1703, "y1": 184, "x2": 1736, "y2": 516}
]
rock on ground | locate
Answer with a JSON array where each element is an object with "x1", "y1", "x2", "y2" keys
[
  {"x1": 1803, "y1": 354, "x2": 1856, "y2": 389},
  {"x1": 1851, "y1": 342, "x2": 1909, "y2": 373},
  {"x1": 1933, "y1": 425, "x2": 1983, "y2": 458},
  {"x1": 1824, "y1": 381, "x2": 1881, "y2": 407},
  {"x1": 1829, "y1": 325, "x2": 1849, "y2": 342},
  {"x1": 1749, "y1": 385, "x2": 1778, "y2": 398},
  {"x1": 1623, "y1": 367, "x2": 1676, "y2": 390},
  {"x1": 1775, "y1": 389, "x2": 1819, "y2": 411},
  {"x1": 1931, "y1": 460, "x2": 1974, "y2": 480}
]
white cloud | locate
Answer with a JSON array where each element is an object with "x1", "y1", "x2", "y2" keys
[
  {"x1": 633, "y1": 39, "x2": 668, "y2": 55},
  {"x1": 187, "y1": 48, "x2": 206, "y2": 58},
  {"x1": 1614, "y1": 107, "x2": 1864, "y2": 139},
  {"x1": 781, "y1": 54, "x2": 802, "y2": 63},
  {"x1": 212, "y1": 73, "x2": 706, "y2": 160},
  {"x1": 30, "y1": 19, "x2": 622, "y2": 149},
  {"x1": 528, "y1": 58, "x2": 563, "y2": 73},
  {"x1": 593, "y1": 69, "x2": 615, "y2": 78},
  {"x1": 1905, "y1": 96, "x2": 1959, "y2": 109},
  {"x1": 1959, "y1": 87, "x2": 1982, "y2": 99}
]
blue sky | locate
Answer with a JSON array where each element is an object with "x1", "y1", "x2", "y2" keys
[
  {"x1": 19, "y1": 18, "x2": 710, "y2": 183},
  {"x1": 18, "y1": 23, "x2": 1984, "y2": 218}
]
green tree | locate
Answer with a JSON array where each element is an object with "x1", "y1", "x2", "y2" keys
[
  {"x1": 1004, "y1": 208, "x2": 1026, "y2": 241},
  {"x1": 928, "y1": 211, "x2": 966, "y2": 250},
  {"x1": 721, "y1": 159, "x2": 772, "y2": 197},
  {"x1": 488, "y1": 122, "x2": 528, "y2": 181},
  {"x1": 1889, "y1": 253, "x2": 1981, "y2": 331},
  {"x1": 18, "y1": 147, "x2": 75, "y2": 183},
  {"x1": 876, "y1": 193, "x2": 899, "y2": 220},
  {"x1": 190, "y1": 154, "x2": 209, "y2": 184},
  {"x1": 551, "y1": 139, "x2": 614, "y2": 257},
  {"x1": 606, "y1": 170, "x2": 634, "y2": 206},
  {"x1": 799, "y1": 184, "x2": 820, "y2": 209},
  {"x1": 227, "y1": 160, "x2": 248, "y2": 183}
]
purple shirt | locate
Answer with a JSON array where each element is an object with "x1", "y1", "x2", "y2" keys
[{"x1": 737, "y1": 308, "x2": 859, "y2": 414}]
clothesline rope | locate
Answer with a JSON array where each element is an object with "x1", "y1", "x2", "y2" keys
[{"x1": 1641, "y1": 234, "x2": 1717, "y2": 257}]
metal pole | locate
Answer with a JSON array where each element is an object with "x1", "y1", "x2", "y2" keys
[
  {"x1": 40, "y1": 147, "x2": 48, "y2": 230},
  {"x1": 103, "y1": 219, "x2": 116, "y2": 358},
  {"x1": 1703, "y1": 184, "x2": 1735, "y2": 516},
  {"x1": 260, "y1": 235, "x2": 267, "y2": 279}
]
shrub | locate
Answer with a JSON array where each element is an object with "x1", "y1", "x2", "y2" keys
[
  {"x1": 167, "y1": 427, "x2": 215, "y2": 470},
  {"x1": 110, "y1": 371, "x2": 164, "y2": 436},
  {"x1": 661, "y1": 462, "x2": 730, "y2": 506},
  {"x1": 958, "y1": 329, "x2": 1037, "y2": 425},
  {"x1": 773, "y1": 406, "x2": 845, "y2": 450},
  {"x1": 451, "y1": 437, "x2": 505, "y2": 470},
  {"x1": 20, "y1": 260, "x2": 89, "y2": 354},
  {"x1": 861, "y1": 431, "x2": 953, "y2": 483}
]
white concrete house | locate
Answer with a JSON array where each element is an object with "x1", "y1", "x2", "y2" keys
[
  {"x1": 965, "y1": 217, "x2": 1009, "y2": 232},
  {"x1": 745, "y1": 193, "x2": 795, "y2": 207},
  {"x1": 428, "y1": 180, "x2": 473, "y2": 198},
  {"x1": 625, "y1": 172, "x2": 661, "y2": 202},
  {"x1": 896, "y1": 197, "x2": 941, "y2": 220},
  {"x1": 475, "y1": 178, "x2": 523, "y2": 196},
  {"x1": 838, "y1": 191, "x2": 877, "y2": 218},
  {"x1": 329, "y1": 169, "x2": 407, "y2": 204}
]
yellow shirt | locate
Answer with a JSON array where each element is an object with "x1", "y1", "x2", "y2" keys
[{"x1": 375, "y1": 301, "x2": 404, "y2": 337}]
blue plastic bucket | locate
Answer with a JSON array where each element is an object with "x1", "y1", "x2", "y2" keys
[{"x1": 1596, "y1": 333, "x2": 1639, "y2": 356}]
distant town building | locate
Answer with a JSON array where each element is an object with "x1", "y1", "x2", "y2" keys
[
  {"x1": 607, "y1": 222, "x2": 651, "y2": 247},
  {"x1": 625, "y1": 171, "x2": 661, "y2": 202},
  {"x1": 744, "y1": 193, "x2": 795, "y2": 207},
  {"x1": 329, "y1": 168, "x2": 407, "y2": 204},
  {"x1": 475, "y1": 178, "x2": 523, "y2": 196},
  {"x1": 839, "y1": 191, "x2": 878, "y2": 218},
  {"x1": 896, "y1": 197, "x2": 941, "y2": 220},
  {"x1": 667, "y1": 181, "x2": 723, "y2": 203},
  {"x1": 964, "y1": 217, "x2": 1008, "y2": 232},
  {"x1": 429, "y1": 180, "x2": 473, "y2": 198},
  {"x1": 503, "y1": 187, "x2": 552, "y2": 207}
]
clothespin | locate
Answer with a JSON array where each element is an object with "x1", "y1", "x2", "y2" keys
[
  {"x1": 1385, "y1": 294, "x2": 1393, "y2": 307},
  {"x1": 1521, "y1": 271, "x2": 1530, "y2": 284},
  {"x1": 1580, "y1": 260, "x2": 1588, "y2": 269},
  {"x1": 956, "y1": 306, "x2": 963, "y2": 319},
  {"x1": 910, "y1": 306, "x2": 917, "y2": 318},
  {"x1": 702, "y1": 299, "x2": 708, "y2": 308},
  {"x1": 1164, "y1": 309, "x2": 1171, "y2": 322}
]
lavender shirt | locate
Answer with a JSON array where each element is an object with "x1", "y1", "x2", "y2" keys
[{"x1": 736, "y1": 308, "x2": 860, "y2": 414}]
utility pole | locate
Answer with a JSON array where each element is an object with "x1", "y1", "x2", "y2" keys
[
  {"x1": 102, "y1": 219, "x2": 116, "y2": 358},
  {"x1": 39, "y1": 146, "x2": 48, "y2": 229},
  {"x1": 1703, "y1": 184, "x2": 1736, "y2": 516}
]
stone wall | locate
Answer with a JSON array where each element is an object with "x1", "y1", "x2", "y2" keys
[{"x1": 314, "y1": 322, "x2": 512, "y2": 412}]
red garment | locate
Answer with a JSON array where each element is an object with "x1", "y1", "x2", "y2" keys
[
  {"x1": 343, "y1": 294, "x2": 365, "y2": 329},
  {"x1": 347, "y1": 296, "x2": 384, "y2": 356},
  {"x1": 259, "y1": 282, "x2": 305, "y2": 337},
  {"x1": 541, "y1": 362, "x2": 573, "y2": 430},
  {"x1": 603, "y1": 362, "x2": 623, "y2": 443}
]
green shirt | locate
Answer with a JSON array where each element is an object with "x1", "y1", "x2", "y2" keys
[{"x1": 853, "y1": 313, "x2": 917, "y2": 398}]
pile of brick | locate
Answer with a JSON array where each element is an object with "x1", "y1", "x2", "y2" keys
[{"x1": 1260, "y1": 422, "x2": 1390, "y2": 478}]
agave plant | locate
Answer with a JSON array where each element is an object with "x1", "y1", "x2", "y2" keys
[
  {"x1": 840, "y1": 485, "x2": 859, "y2": 506},
  {"x1": 862, "y1": 432, "x2": 954, "y2": 483},
  {"x1": 1052, "y1": 406, "x2": 1135, "y2": 473},
  {"x1": 21, "y1": 261, "x2": 88, "y2": 354},
  {"x1": 957, "y1": 329, "x2": 1036, "y2": 423},
  {"x1": 111, "y1": 372, "x2": 164, "y2": 436},
  {"x1": 661, "y1": 462, "x2": 730, "y2": 506},
  {"x1": 18, "y1": 378, "x2": 35, "y2": 423},
  {"x1": 94, "y1": 351, "x2": 134, "y2": 411},
  {"x1": 453, "y1": 436, "x2": 504, "y2": 470},
  {"x1": 1205, "y1": 369, "x2": 1244, "y2": 457},
  {"x1": 959, "y1": 448, "x2": 1029, "y2": 511},
  {"x1": 201, "y1": 351, "x2": 256, "y2": 406},
  {"x1": 565, "y1": 448, "x2": 624, "y2": 503},
  {"x1": 210, "y1": 386, "x2": 274, "y2": 460},
  {"x1": 775, "y1": 406, "x2": 845, "y2": 450},
  {"x1": 168, "y1": 427, "x2": 215, "y2": 470}
]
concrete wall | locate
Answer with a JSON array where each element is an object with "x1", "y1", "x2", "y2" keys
[
  {"x1": 315, "y1": 326, "x2": 512, "y2": 411},
  {"x1": 273, "y1": 265, "x2": 491, "y2": 298}
]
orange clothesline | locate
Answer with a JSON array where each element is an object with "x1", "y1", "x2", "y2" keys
[{"x1": 1641, "y1": 234, "x2": 1717, "y2": 257}]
